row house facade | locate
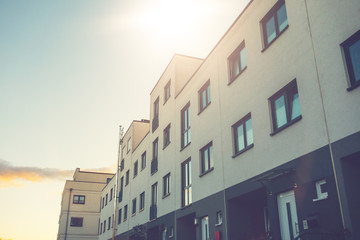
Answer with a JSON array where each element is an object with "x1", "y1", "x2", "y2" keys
[{"x1": 99, "y1": 0, "x2": 360, "y2": 240}]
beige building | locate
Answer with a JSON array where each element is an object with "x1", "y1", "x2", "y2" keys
[
  {"x1": 104, "y1": 0, "x2": 360, "y2": 240},
  {"x1": 57, "y1": 168, "x2": 114, "y2": 240}
]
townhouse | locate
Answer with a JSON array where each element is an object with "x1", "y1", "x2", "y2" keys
[{"x1": 100, "y1": 0, "x2": 360, "y2": 239}]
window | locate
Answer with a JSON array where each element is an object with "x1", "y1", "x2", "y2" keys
[
  {"x1": 73, "y1": 195, "x2": 85, "y2": 204},
  {"x1": 132, "y1": 198, "x2": 137, "y2": 215},
  {"x1": 163, "y1": 173, "x2": 171, "y2": 197},
  {"x1": 181, "y1": 158, "x2": 192, "y2": 207},
  {"x1": 102, "y1": 197, "x2": 105, "y2": 209},
  {"x1": 118, "y1": 209, "x2": 122, "y2": 224},
  {"x1": 341, "y1": 29, "x2": 360, "y2": 90},
  {"x1": 261, "y1": 0, "x2": 288, "y2": 49},
  {"x1": 134, "y1": 160, "x2": 138, "y2": 178},
  {"x1": 140, "y1": 152, "x2": 146, "y2": 170},
  {"x1": 120, "y1": 159, "x2": 124, "y2": 171},
  {"x1": 100, "y1": 222, "x2": 103, "y2": 234},
  {"x1": 103, "y1": 220, "x2": 106, "y2": 233},
  {"x1": 119, "y1": 176, "x2": 124, "y2": 203},
  {"x1": 163, "y1": 124, "x2": 171, "y2": 148},
  {"x1": 152, "y1": 97, "x2": 159, "y2": 132},
  {"x1": 232, "y1": 113, "x2": 253, "y2": 156},
  {"x1": 110, "y1": 188, "x2": 113, "y2": 201},
  {"x1": 181, "y1": 103, "x2": 191, "y2": 148},
  {"x1": 313, "y1": 179, "x2": 328, "y2": 201},
  {"x1": 269, "y1": 79, "x2": 301, "y2": 134},
  {"x1": 70, "y1": 217, "x2": 83, "y2": 227},
  {"x1": 199, "y1": 80, "x2": 211, "y2": 112},
  {"x1": 151, "y1": 138, "x2": 158, "y2": 174},
  {"x1": 201, "y1": 216, "x2": 210, "y2": 240},
  {"x1": 124, "y1": 205, "x2": 128, "y2": 221},
  {"x1": 151, "y1": 182, "x2": 158, "y2": 206},
  {"x1": 125, "y1": 170, "x2": 130, "y2": 186},
  {"x1": 164, "y1": 80, "x2": 171, "y2": 103},
  {"x1": 127, "y1": 137, "x2": 132, "y2": 153},
  {"x1": 228, "y1": 42, "x2": 246, "y2": 83},
  {"x1": 108, "y1": 216, "x2": 111, "y2": 230},
  {"x1": 105, "y1": 193, "x2": 108, "y2": 206},
  {"x1": 200, "y1": 142, "x2": 214, "y2": 175},
  {"x1": 140, "y1": 192, "x2": 145, "y2": 211}
]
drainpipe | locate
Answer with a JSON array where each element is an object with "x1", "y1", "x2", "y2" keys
[{"x1": 65, "y1": 188, "x2": 72, "y2": 240}]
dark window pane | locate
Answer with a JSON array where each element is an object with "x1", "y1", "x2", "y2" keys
[
  {"x1": 350, "y1": 39, "x2": 360, "y2": 82},
  {"x1": 266, "y1": 16, "x2": 276, "y2": 44},
  {"x1": 277, "y1": 3, "x2": 288, "y2": 32}
]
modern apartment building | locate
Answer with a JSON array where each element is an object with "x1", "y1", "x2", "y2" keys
[
  {"x1": 57, "y1": 168, "x2": 114, "y2": 240},
  {"x1": 102, "y1": 0, "x2": 360, "y2": 240}
]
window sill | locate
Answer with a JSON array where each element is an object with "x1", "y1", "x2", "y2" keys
[
  {"x1": 180, "y1": 142, "x2": 191, "y2": 152},
  {"x1": 198, "y1": 102, "x2": 211, "y2": 115},
  {"x1": 162, "y1": 193, "x2": 171, "y2": 199},
  {"x1": 131, "y1": 213, "x2": 136, "y2": 217},
  {"x1": 270, "y1": 115, "x2": 302, "y2": 136},
  {"x1": 215, "y1": 222, "x2": 223, "y2": 227},
  {"x1": 232, "y1": 144, "x2": 254, "y2": 158},
  {"x1": 139, "y1": 208, "x2": 144, "y2": 213},
  {"x1": 199, "y1": 167, "x2": 214, "y2": 177},
  {"x1": 347, "y1": 81, "x2": 360, "y2": 91},
  {"x1": 228, "y1": 66, "x2": 247, "y2": 86},
  {"x1": 261, "y1": 25, "x2": 289, "y2": 53},
  {"x1": 313, "y1": 196, "x2": 328, "y2": 202},
  {"x1": 151, "y1": 169, "x2": 158, "y2": 176},
  {"x1": 163, "y1": 142, "x2": 171, "y2": 150}
]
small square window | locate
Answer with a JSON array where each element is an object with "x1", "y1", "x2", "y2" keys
[
  {"x1": 233, "y1": 113, "x2": 253, "y2": 156},
  {"x1": 313, "y1": 179, "x2": 328, "y2": 201},
  {"x1": 163, "y1": 124, "x2": 171, "y2": 148},
  {"x1": 269, "y1": 79, "x2": 301, "y2": 135},
  {"x1": 163, "y1": 173, "x2": 171, "y2": 197},
  {"x1": 164, "y1": 80, "x2": 171, "y2": 103},
  {"x1": 70, "y1": 217, "x2": 83, "y2": 227},
  {"x1": 341, "y1": 29, "x2": 360, "y2": 90},
  {"x1": 261, "y1": 0, "x2": 288, "y2": 50},
  {"x1": 73, "y1": 195, "x2": 85, "y2": 204},
  {"x1": 228, "y1": 42, "x2": 246, "y2": 83},
  {"x1": 199, "y1": 80, "x2": 211, "y2": 112},
  {"x1": 200, "y1": 142, "x2": 214, "y2": 175}
]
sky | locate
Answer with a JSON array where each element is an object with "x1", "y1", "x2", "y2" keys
[{"x1": 0, "y1": 0, "x2": 249, "y2": 239}]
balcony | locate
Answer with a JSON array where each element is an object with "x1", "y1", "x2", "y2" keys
[
  {"x1": 152, "y1": 117, "x2": 159, "y2": 133},
  {"x1": 149, "y1": 204, "x2": 157, "y2": 221},
  {"x1": 151, "y1": 159, "x2": 158, "y2": 175}
]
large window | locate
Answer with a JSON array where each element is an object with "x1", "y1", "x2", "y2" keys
[
  {"x1": 163, "y1": 173, "x2": 171, "y2": 197},
  {"x1": 73, "y1": 195, "x2": 85, "y2": 204},
  {"x1": 199, "y1": 80, "x2": 211, "y2": 112},
  {"x1": 200, "y1": 142, "x2": 214, "y2": 175},
  {"x1": 163, "y1": 124, "x2": 171, "y2": 148},
  {"x1": 228, "y1": 41, "x2": 246, "y2": 83},
  {"x1": 108, "y1": 216, "x2": 111, "y2": 230},
  {"x1": 341, "y1": 29, "x2": 360, "y2": 90},
  {"x1": 181, "y1": 158, "x2": 192, "y2": 207},
  {"x1": 124, "y1": 205, "x2": 128, "y2": 221},
  {"x1": 140, "y1": 192, "x2": 145, "y2": 211},
  {"x1": 232, "y1": 113, "x2": 253, "y2": 156},
  {"x1": 164, "y1": 80, "x2": 171, "y2": 103},
  {"x1": 181, "y1": 103, "x2": 191, "y2": 148},
  {"x1": 110, "y1": 188, "x2": 113, "y2": 201},
  {"x1": 261, "y1": 0, "x2": 288, "y2": 49},
  {"x1": 269, "y1": 79, "x2": 301, "y2": 134},
  {"x1": 132, "y1": 198, "x2": 137, "y2": 215},
  {"x1": 134, "y1": 160, "x2": 138, "y2": 178},
  {"x1": 151, "y1": 138, "x2": 158, "y2": 175},
  {"x1": 141, "y1": 151, "x2": 146, "y2": 170},
  {"x1": 118, "y1": 209, "x2": 122, "y2": 224},
  {"x1": 125, "y1": 170, "x2": 130, "y2": 186},
  {"x1": 150, "y1": 182, "x2": 158, "y2": 220},
  {"x1": 70, "y1": 217, "x2": 83, "y2": 227},
  {"x1": 152, "y1": 97, "x2": 159, "y2": 132}
]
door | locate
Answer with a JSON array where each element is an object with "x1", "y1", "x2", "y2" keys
[
  {"x1": 201, "y1": 216, "x2": 209, "y2": 240},
  {"x1": 277, "y1": 190, "x2": 299, "y2": 240}
]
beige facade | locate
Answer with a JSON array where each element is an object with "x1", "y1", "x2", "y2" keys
[{"x1": 57, "y1": 168, "x2": 114, "y2": 240}]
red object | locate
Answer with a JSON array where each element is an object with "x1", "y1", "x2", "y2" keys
[{"x1": 215, "y1": 231, "x2": 221, "y2": 240}]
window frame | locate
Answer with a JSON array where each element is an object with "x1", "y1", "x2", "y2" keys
[
  {"x1": 110, "y1": 188, "x2": 113, "y2": 201},
  {"x1": 181, "y1": 158, "x2": 192, "y2": 207},
  {"x1": 127, "y1": 137, "x2": 131, "y2": 153},
  {"x1": 151, "y1": 138, "x2": 158, "y2": 175},
  {"x1": 125, "y1": 170, "x2": 130, "y2": 186},
  {"x1": 163, "y1": 124, "x2": 171, "y2": 149},
  {"x1": 181, "y1": 102, "x2": 191, "y2": 149},
  {"x1": 141, "y1": 151, "x2": 146, "y2": 170},
  {"x1": 132, "y1": 198, "x2": 137, "y2": 216},
  {"x1": 228, "y1": 41, "x2": 247, "y2": 84},
  {"x1": 164, "y1": 80, "x2": 171, "y2": 103},
  {"x1": 133, "y1": 160, "x2": 138, "y2": 178},
  {"x1": 139, "y1": 192, "x2": 145, "y2": 211},
  {"x1": 232, "y1": 113, "x2": 254, "y2": 158},
  {"x1": 198, "y1": 80, "x2": 211, "y2": 113},
  {"x1": 152, "y1": 97, "x2": 160, "y2": 132},
  {"x1": 163, "y1": 173, "x2": 171, "y2": 198},
  {"x1": 199, "y1": 141, "x2": 214, "y2": 176},
  {"x1": 73, "y1": 195, "x2": 85, "y2": 204},
  {"x1": 118, "y1": 208, "x2": 122, "y2": 224},
  {"x1": 124, "y1": 205, "x2": 128, "y2": 221},
  {"x1": 261, "y1": 0, "x2": 289, "y2": 51},
  {"x1": 70, "y1": 217, "x2": 83, "y2": 227},
  {"x1": 341, "y1": 29, "x2": 360, "y2": 91},
  {"x1": 269, "y1": 79, "x2": 302, "y2": 135},
  {"x1": 108, "y1": 216, "x2": 111, "y2": 230}
]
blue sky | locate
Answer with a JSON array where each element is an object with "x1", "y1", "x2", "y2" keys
[{"x1": 0, "y1": 0, "x2": 249, "y2": 239}]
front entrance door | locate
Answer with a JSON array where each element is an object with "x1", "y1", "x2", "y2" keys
[{"x1": 277, "y1": 190, "x2": 299, "y2": 240}]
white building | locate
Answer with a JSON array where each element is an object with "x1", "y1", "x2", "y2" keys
[
  {"x1": 57, "y1": 168, "x2": 114, "y2": 240},
  {"x1": 102, "y1": 0, "x2": 360, "y2": 240}
]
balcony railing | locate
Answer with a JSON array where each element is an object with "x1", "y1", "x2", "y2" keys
[
  {"x1": 151, "y1": 159, "x2": 158, "y2": 175},
  {"x1": 149, "y1": 204, "x2": 157, "y2": 221}
]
